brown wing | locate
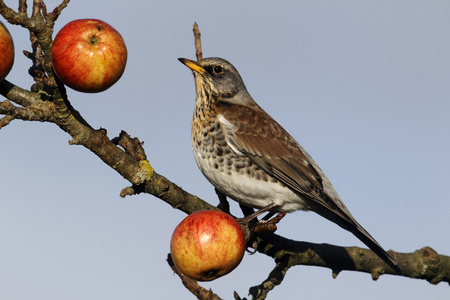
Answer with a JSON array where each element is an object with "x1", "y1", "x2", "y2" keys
[{"x1": 217, "y1": 101, "x2": 326, "y2": 202}]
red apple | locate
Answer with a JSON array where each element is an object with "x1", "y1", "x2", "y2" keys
[
  {"x1": 0, "y1": 20, "x2": 14, "y2": 82},
  {"x1": 51, "y1": 19, "x2": 127, "y2": 93},
  {"x1": 170, "y1": 210, "x2": 246, "y2": 281}
]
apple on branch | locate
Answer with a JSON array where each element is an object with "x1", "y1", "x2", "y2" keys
[
  {"x1": 170, "y1": 210, "x2": 246, "y2": 281},
  {"x1": 0, "y1": 20, "x2": 14, "y2": 82},
  {"x1": 51, "y1": 19, "x2": 127, "y2": 93}
]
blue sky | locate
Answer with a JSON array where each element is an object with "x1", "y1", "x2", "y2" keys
[{"x1": 1, "y1": 0, "x2": 449, "y2": 299}]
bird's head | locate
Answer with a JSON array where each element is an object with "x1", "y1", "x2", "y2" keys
[{"x1": 179, "y1": 57, "x2": 255, "y2": 105}]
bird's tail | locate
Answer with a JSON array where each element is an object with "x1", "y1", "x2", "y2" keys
[
  {"x1": 346, "y1": 220, "x2": 401, "y2": 274},
  {"x1": 313, "y1": 204, "x2": 401, "y2": 274}
]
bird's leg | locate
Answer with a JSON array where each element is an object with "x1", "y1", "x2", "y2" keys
[
  {"x1": 239, "y1": 203, "x2": 256, "y2": 217},
  {"x1": 261, "y1": 212, "x2": 276, "y2": 221},
  {"x1": 237, "y1": 202, "x2": 280, "y2": 225},
  {"x1": 215, "y1": 188, "x2": 230, "y2": 214}
]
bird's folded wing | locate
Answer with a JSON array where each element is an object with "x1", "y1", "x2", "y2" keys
[{"x1": 217, "y1": 101, "x2": 328, "y2": 203}]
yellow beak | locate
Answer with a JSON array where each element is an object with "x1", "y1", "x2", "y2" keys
[{"x1": 178, "y1": 58, "x2": 206, "y2": 74}]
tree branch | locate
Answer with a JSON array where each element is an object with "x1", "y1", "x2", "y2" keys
[
  {"x1": 0, "y1": 79, "x2": 38, "y2": 107},
  {"x1": 245, "y1": 233, "x2": 449, "y2": 299}
]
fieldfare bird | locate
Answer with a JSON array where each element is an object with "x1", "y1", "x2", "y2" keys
[{"x1": 179, "y1": 57, "x2": 400, "y2": 273}]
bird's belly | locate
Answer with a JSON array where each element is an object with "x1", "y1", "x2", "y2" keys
[{"x1": 192, "y1": 147, "x2": 309, "y2": 213}]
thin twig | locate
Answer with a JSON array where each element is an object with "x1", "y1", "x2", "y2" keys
[
  {"x1": 193, "y1": 22, "x2": 203, "y2": 61},
  {"x1": 31, "y1": 0, "x2": 40, "y2": 17},
  {"x1": 18, "y1": 0, "x2": 27, "y2": 15},
  {"x1": 47, "y1": 0, "x2": 70, "y2": 23},
  {"x1": 0, "y1": 115, "x2": 13, "y2": 128}
]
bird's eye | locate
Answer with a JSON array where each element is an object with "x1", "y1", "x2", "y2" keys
[{"x1": 213, "y1": 66, "x2": 223, "y2": 74}]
